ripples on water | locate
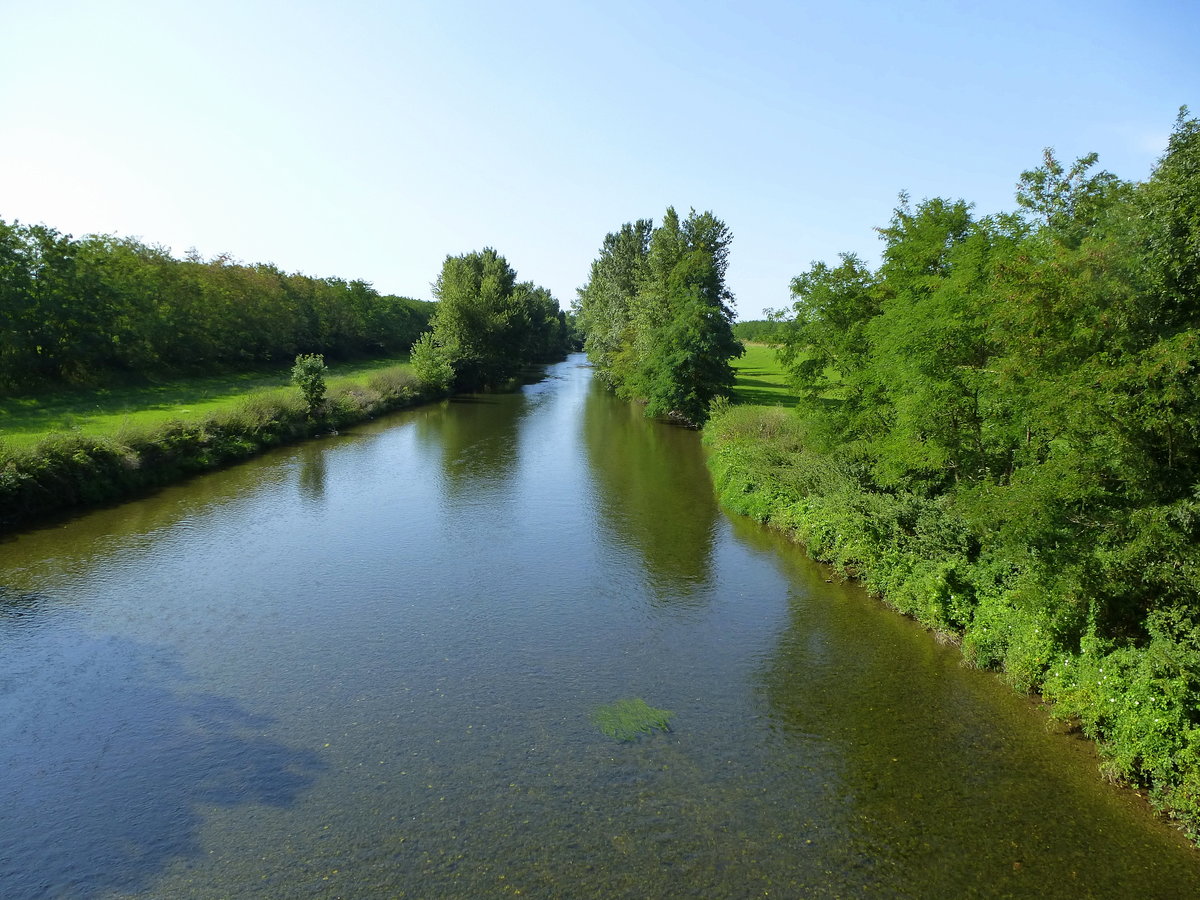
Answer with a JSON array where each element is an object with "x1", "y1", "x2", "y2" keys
[{"x1": 1, "y1": 355, "x2": 1198, "y2": 898}]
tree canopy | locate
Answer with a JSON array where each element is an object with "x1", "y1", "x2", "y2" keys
[
  {"x1": 751, "y1": 107, "x2": 1200, "y2": 832},
  {"x1": 0, "y1": 222, "x2": 433, "y2": 389},
  {"x1": 575, "y1": 207, "x2": 742, "y2": 426},
  {"x1": 417, "y1": 247, "x2": 572, "y2": 392}
]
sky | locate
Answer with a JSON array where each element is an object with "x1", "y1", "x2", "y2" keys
[{"x1": 1, "y1": 0, "x2": 1196, "y2": 321}]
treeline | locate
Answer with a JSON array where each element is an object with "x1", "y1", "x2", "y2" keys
[
  {"x1": 0, "y1": 219, "x2": 434, "y2": 389},
  {"x1": 574, "y1": 207, "x2": 742, "y2": 426},
  {"x1": 412, "y1": 247, "x2": 575, "y2": 392},
  {"x1": 707, "y1": 108, "x2": 1200, "y2": 835},
  {"x1": 732, "y1": 319, "x2": 785, "y2": 343}
]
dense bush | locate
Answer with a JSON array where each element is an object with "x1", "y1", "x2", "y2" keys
[{"x1": 706, "y1": 108, "x2": 1200, "y2": 838}]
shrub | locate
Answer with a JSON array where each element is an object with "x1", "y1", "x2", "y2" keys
[
  {"x1": 410, "y1": 333, "x2": 454, "y2": 394},
  {"x1": 291, "y1": 353, "x2": 328, "y2": 415}
]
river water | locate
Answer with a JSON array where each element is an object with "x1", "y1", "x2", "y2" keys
[{"x1": 1, "y1": 354, "x2": 1198, "y2": 898}]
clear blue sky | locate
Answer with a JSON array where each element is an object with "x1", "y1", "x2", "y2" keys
[{"x1": 1, "y1": 0, "x2": 1195, "y2": 320}]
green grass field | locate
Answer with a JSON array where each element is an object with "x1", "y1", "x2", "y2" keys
[
  {"x1": 0, "y1": 355, "x2": 413, "y2": 451},
  {"x1": 731, "y1": 343, "x2": 798, "y2": 407}
]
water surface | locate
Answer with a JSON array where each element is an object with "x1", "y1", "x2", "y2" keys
[{"x1": 2, "y1": 355, "x2": 1198, "y2": 898}]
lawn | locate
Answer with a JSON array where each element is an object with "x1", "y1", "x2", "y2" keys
[
  {"x1": 0, "y1": 354, "x2": 413, "y2": 451},
  {"x1": 731, "y1": 343, "x2": 798, "y2": 407}
]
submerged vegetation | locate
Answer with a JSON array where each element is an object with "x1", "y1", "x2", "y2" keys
[
  {"x1": 574, "y1": 208, "x2": 742, "y2": 426},
  {"x1": 706, "y1": 107, "x2": 1200, "y2": 838},
  {"x1": 592, "y1": 697, "x2": 674, "y2": 741}
]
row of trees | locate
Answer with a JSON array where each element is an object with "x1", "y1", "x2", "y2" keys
[
  {"x1": 762, "y1": 108, "x2": 1200, "y2": 823},
  {"x1": 411, "y1": 248, "x2": 574, "y2": 392},
  {"x1": 574, "y1": 208, "x2": 743, "y2": 426},
  {"x1": 0, "y1": 221, "x2": 434, "y2": 389},
  {"x1": 732, "y1": 319, "x2": 786, "y2": 343}
]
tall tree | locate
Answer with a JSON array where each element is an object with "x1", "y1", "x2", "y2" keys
[
  {"x1": 422, "y1": 247, "x2": 567, "y2": 391},
  {"x1": 577, "y1": 207, "x2": 742, "y2": 426}
]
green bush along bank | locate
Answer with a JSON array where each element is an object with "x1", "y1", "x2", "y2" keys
[
  {"x1": 0, "y1": 364, "x2": 444, "y2": 533},
  {"x1": 706, "y1": 403, "x2": 1200, "y2": 839},
  {"x1": 705, "y1": 108, "x2": 1200, "y2": 840}
]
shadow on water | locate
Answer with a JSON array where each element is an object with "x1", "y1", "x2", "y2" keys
[
  {"x1": 0, "y1": 597, "x2": 326, "y2": 899},
  {"x1": 580, "y1": 382, "x2": 717, "y2": 603}
]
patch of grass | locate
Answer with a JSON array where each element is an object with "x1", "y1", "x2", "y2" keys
[
  {"x1": 731, "y1": 343, "x2": 798, "y2": 408},
  {"x1": 0, "y1": 354, "x2": 413, "y2": 450},
  {"x1": 592, "y1": 697, "x2": 674, "y2": 741},
  {"x1": 0, "y1": 359, "x2": 441, "y2": 533}
]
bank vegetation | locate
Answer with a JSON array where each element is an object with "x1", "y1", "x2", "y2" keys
[
  {"x1": 574, "y1": 207, "x2": 742, "y2": 426},
  {"x1": 1, "y1": 224, "x2": 571, "y2": 529},
  {"x1": 705, "y1": 108, "x2": 1200, "y2": 838}
]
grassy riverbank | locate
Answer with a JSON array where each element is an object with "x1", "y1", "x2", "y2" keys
[
  {"x1": 0, "y1": 354, "x2": 417, "y2": 450},
  {"x1": 705, "y1": 345, "x2": 1200, "y2": 841},
  {"x1": 0, "y1": 357, "x2": 443, "y2": 533},
  {"x1": 730, "y1": 343, "x2": 797, "y2": 407}
]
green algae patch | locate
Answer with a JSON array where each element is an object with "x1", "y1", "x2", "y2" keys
[{"x1": 592, "y1": 698, "x2": 674, "y2": 741}]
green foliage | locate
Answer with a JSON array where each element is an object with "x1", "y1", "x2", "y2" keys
[
  {"x1": 575, "y1": 207, "x2": 743, "y2": 426},
  {"x1": 0, "y1": 217, "x2": 434, "y2": 391},
  {"x1": 732, "y1": 319, "x2": 784, "y2": 343},
  {"x1": 591, "y1": 697, "x2": 674, "y2": 741},
  {"x1": 0, "y1": 363, "x2": 433, "y2": 533},
  {"x1": 291, "y1": 353, "x2": 327, "y2": 415},
  {"x1": 422, "y1": 248, "x2": 570, "y2": 392},
  {"x1": 409, "y1": 332, "x2": 455, "y2": 394},
  {"x1": 708, "y1": 108, "x2": 1200, "y2": 839}
]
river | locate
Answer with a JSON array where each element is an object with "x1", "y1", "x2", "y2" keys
[{"x1": 1, "y1": 354, "x2": 1198, "y2": 898}]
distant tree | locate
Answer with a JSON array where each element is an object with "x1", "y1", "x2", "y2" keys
[
  {"x1": 422, "y1": 248, "x2": 568, "y2": 392},
  {"x1": 576, "y1": 207, "x2": 742, "y2": 426},
  {"x1": 575, "y1": 220, "x2": 652, "y2": 381},
  {"x1": 291, "y1": 353, "x2": 327, "y2": 415},
  {"x1": 0, "y1": 217, "x2": 435, "y2": 390},
  {"x1": 732, "y1": 320, "x2": 783, "y2": 342}
]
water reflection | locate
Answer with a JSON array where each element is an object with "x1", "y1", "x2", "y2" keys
[
  {"x1": 738, "y1": 515, "x2": 1200, "y2": 897},
  {"x1": 580, "y1": 380, "x2": 717, "y2": 603},
  {"x1": 412, "y1": 395, "x2": 523, "y2": 499},
  {"x1": 296, "y1": 443, "x2": 327, "y2": 503},
  {"x1": 0, "y1": 606, "x2": 325, "y2": 899},
  {"x1": 2, "y1": 358, "x2": 1199, "y2": 898}
]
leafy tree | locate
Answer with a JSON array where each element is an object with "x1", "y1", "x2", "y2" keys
[
  {"x1": 577, "y1": 207, "x2": 742, "y2": 426},
  {"x1": 575, "y1": 220, "x2": 652, "y2": 381},
  {"x1": 1016, "y1": 149, "x2": 1129, "y2": 248},
  {"x1": 0, "y1": 216, "x2": 435, "y2": 390},
  {"x1": 410, "y1": 331, "x2": 455, "y2": 393},
  {"x1": 291, "y1": 353, "x2": 327, "y2": 415},
  {"x1": 422, "y1": 248, "x2": 568, "y2": 392},
  {"x1": 774, "y1": 252, "x2": 880, "y2": 447}
]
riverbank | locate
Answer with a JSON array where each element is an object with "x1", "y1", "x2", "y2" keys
[
  {"x1": 0, "y1": 364, "x2": 445, "y2": 534},
  {"x1": 705, "y1": 358, "x2": 1200, "y2": 843}
]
